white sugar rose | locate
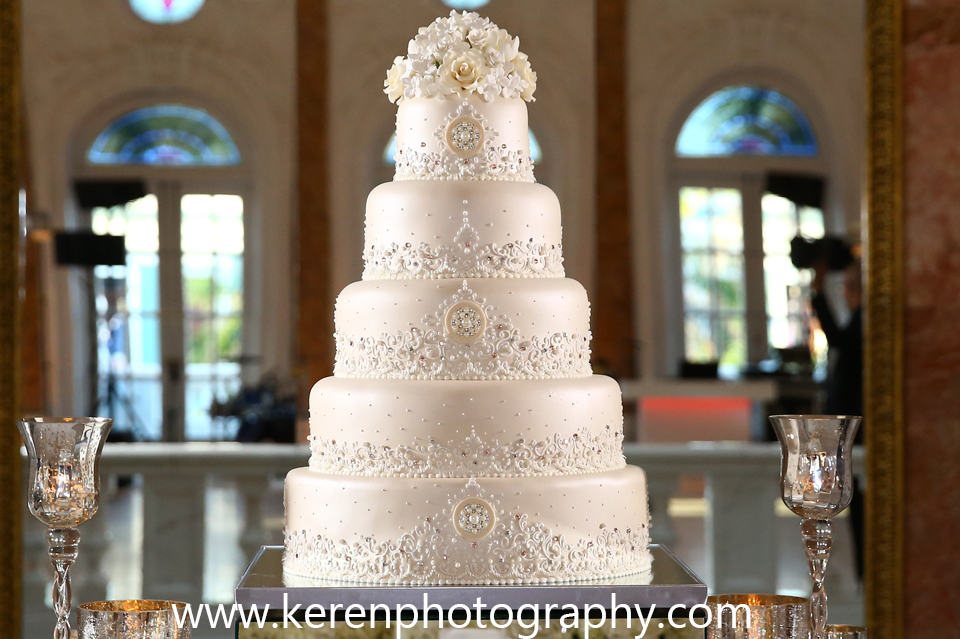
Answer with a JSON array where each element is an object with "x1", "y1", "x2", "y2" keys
[
  {"x1": 514, "y1": 52, "x2": 537, "y2": 101},
  {"x1": 439, "y1": 49, "x2": 488, "y2": 97},
  {"x1": 389, "y1": 12, "x2": 537, "y2": 103},
  {"x1": 384, "y1": 56, "x2": 407, "y2": 103}
]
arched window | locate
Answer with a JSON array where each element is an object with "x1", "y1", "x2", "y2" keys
[
  {"x1": 88, "y1": 105, "x2": 240, "y2": 166},
  {"x1": 677, "y1": 86, "x2": 818, "y2": 157},
  {"x1": 129, "y1": 0, "x2": 205, "y2": 24},
  {"x1": 382, "y1": 128, "x2": 543, "y2": 165},
  {"x1": 671, "y1": 85, "x2": 826, "y2": 377},
  {"x1": 442, "y1": 0, "x2": 490, "y2": 9},
  {"x1": 82, "y1": 105, "x2": 247, "y2": 441}
]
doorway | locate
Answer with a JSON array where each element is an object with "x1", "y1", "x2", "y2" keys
[{"x1": 90, "y1": 181, "x2": 246, "y2": 441}]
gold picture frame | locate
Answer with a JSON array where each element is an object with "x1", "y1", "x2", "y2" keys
[
  {"x1": 864, "y1": 0, "x2": 904, "y2": 637},
  {"x1": 0, "y1": 0, "x2": 904, "y2": 635},
  {"x1": 0, "y1": 0, "x2": 22, "y2": 635}
]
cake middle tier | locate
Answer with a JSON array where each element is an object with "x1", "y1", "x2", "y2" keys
[
  {"x1": 363, "y1": 180, "x2": 563, "y2": 280},
  {"x1": 309, "y1": 376, "x2": 625, "y2": 477},
  {"x1": 334, "y1": 278, "x2": 593, "y2": 380}
]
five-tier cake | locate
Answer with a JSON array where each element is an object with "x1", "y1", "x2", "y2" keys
[{"x1": 283, "y1": 11, "x2": 652, "y2": 584}]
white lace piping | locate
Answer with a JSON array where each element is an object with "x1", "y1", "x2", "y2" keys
[
  {"x1": 308, "y1": 425, "x2": 625, "y2": 478},
  {"x1": 283, "y1": 478, "x2": 651, "y2": 585}
]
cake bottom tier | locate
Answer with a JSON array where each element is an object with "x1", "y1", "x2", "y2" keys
[{"x1": 283, "y1": 465, "x2": 652, "y2": 584}]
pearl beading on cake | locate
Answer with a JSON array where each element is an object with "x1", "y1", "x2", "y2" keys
[
  {"x1": 283, "y1": 478, "x2": 652, "y2": 585},
  {"x1": 393, "y1": 102, "x2": 535, "y2": 182},
  {"x1": 362, "y1": 208, "x2": 564, "y2": 280},
  {"x1": 448, "y1": 304, "x2": 484, "y2": 340},
  {"x1": 308, "y1": 426, "x2": 626, "y2": 478},
  {"x1": 333, "y1": 281, "x2": 592, "y2": 380},
  {"x1": 454, "y1": 499, "x2": 495, "y2": 538}
]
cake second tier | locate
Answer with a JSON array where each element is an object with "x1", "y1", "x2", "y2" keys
[
  {"x1": 363, "y1": 180, "x2": 562, "y2": 280},
  {"x1": 284, "y1": 465, "x2": 652, "y2": 584},
  {"x1": 334, "y1": 278, "x2": 592, "y2": 380}
]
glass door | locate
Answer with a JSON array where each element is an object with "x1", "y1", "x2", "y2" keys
[
  {"x1": 92, "y1": 195, "x2": 163, "y2": 440},
  {"x1": 674, "y1": 176, "x2": 829, "y2": 377},
  {"x1": 678, "y1": 185, "x2": 748, "y2": 376},
  {"x1": 92, "y1": 183, "x2": 245, "y2": 441},
  {"x1": 180, "y1": 193, "x2": 245, "y2": 440}
]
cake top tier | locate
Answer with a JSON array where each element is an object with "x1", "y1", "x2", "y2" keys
[
  {"x1": 384, "y1": 11, "x2": 536, "y2": 105},
  {"x1": 387, "y1": 13, "x2": 537, "y2": 183}
]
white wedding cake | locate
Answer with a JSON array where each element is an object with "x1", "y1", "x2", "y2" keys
[{"x1": 283, "y1": 11, "x2": 652, "y2": 585}]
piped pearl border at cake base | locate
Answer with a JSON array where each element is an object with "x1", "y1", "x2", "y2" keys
[{"x1": 282, "y1": 478, "x2": 652, "y2": 585}]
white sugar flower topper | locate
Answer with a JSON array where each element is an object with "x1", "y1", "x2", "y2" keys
[{"x1": 384, "y1": 10, "x2": 537, "y2": 104}]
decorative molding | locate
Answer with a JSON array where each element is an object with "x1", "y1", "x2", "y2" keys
[
  {"x1": 0, "y1": 0, "x2": 22, "y2": 633},
  {"x1": 284, "y1": 478, "x2": 651, "y2": 585},
  {"x1": 865, "y1": 0, "x2": 904, "y2": 637},
  {"x1": 308, "y1": 425, "x2": 626, "y2": 478}
]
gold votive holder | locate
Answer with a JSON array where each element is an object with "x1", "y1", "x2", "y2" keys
[
  {"x1": 78, "y1": 600, "x2": 190, "y2": 639},
  {"x1": 706, "y1": 594, "x2": 809, "y2": 638},
  {"x1": 827, "y1": 625, "x2": 868, "y2": 638}
]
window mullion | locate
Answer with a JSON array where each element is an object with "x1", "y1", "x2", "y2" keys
[
  {"x1": 157, "y1": 180, "x2": 186, "y2": 442},
  {"x1": 741, "y1": 174, "x2": 768, "y2": 364}
]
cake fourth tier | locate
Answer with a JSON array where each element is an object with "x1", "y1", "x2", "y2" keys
[
  {"x1": 307, "y1": 376, "x2": 626, "y2": 478},
  {"x1": 334, "y1": 278, "x2": 592, "y2": 380},
  {"x1": 284, "y1": 465, "x2": 651, "y2": 584}
]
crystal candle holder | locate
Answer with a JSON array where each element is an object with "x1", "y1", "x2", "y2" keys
[
  {"x1": 18, "y1": 417, "x2": 112, "y2": 639},
  {"x1": 827, "y1": 625, "x2": 868, "y2": 638},
  {"x1": 706, "y1": 594, "x2": 809, "y2": 638},
  {"x1": 78, "y1": 600, "x2": 191, "y2": 639},
  {"x1": 769, "y1": 415, "x2": 861, "y2": 639}
]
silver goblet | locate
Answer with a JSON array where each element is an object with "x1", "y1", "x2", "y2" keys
[
  {"x1": 769, "y1": 415, "x2": 861, "y2": 639},
  {"x1": 18, "y1": 417, "x2": 112, "y2": 639}
]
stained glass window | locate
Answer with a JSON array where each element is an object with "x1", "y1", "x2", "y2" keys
[
  {"x1": 676, "y1": 86, "x2": 818, "y2": 157},
  {"x1": 129, "y1": 0, "x2": 205, "y2": 24},
  {"x1": 442, "y1": 0, "x2": 490, "y2": 9},
  {"x1": 383, "y1": 129, "x2": 542, "y2": 164},
  {"x1": 88, "y1": 105, "x2": 241, "y2": 166}
]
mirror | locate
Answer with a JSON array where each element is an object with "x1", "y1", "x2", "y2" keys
[{"x1": 0, "y1": 0, "x2": 904, "y2": 636}]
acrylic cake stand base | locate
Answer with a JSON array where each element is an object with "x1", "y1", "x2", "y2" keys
[{"x1": 235, "y1": 545, "x2": 706, "y2": 622}]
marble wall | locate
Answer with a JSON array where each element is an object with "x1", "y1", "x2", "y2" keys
[{"x1": 903, "y1": 1, "x2": 960, "y2": 634}]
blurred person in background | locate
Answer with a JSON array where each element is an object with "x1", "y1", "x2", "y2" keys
[{"x1": 812, "y1": 257, "x2": 864, "y2": 582}]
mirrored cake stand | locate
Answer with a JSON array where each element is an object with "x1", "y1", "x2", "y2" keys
[{"x1": 236, "y1": 545, "x2": 706, "y2": 622}]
